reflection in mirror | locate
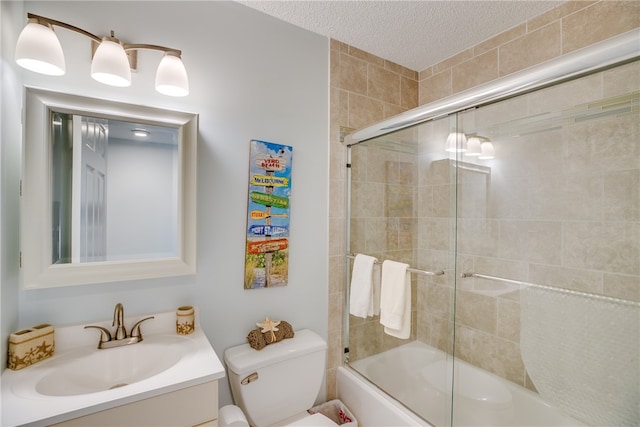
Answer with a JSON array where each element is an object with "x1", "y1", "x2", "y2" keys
[
  {"x1": 51, "y1": 113, "x2": 179, "y2": 264},
  {"x1": 22, "y1": 88, "x2": 197, "y2": 289}
]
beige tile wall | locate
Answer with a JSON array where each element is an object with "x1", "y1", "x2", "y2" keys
[
  {"x1": 419, "y1": 1, "x2": 640, "y2": 105},
  {"x1": 348, "y1": 144, "x2": 421, "y2": 362},
  {"x1": 327, "y1": 0, "x2": 640, "y2": 399},
  {"x1": 451, "y1": 64, "x2": 639, "y2": 389},
  {"x1": 327, "y1": 41, "x2": 418, "y2": 399}
]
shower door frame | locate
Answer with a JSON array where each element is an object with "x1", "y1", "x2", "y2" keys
[{"x1": 343, "y1": 28, "x2": 640, "y2": 427}]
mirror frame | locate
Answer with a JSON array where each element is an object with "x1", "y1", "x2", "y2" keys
[{"x1": 21, "y1": 87, "x2": 198, "y2": 289}]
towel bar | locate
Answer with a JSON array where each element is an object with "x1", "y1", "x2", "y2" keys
[
  {"x1": 462, "y1": 272, "x2": 640, "y2": 307},
  {"x1": 346, "y1": 254, "x2": 445, "y2": 277}
]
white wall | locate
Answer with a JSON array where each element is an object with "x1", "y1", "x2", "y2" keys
[
  {"x1": 0, "y1": 0, "x2": 24, "y2": 375},
  {"x1": 1, "y1": 1, "x2": 329, "y2": 407}
]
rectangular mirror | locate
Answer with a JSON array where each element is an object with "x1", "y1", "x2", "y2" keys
[{"x1": 21, "y1": 87, "x2": 197, "y2": 289}]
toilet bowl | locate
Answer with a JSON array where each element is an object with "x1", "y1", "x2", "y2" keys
[{"x1": 222, "y1": 329, "x2": 339, "y2": 427}]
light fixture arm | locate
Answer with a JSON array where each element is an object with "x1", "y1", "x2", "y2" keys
[
  {"x1": 124, "y1": 44, "x2": 182, "y2": 57},
  {"x1": 27, "y1": 13, "x2": 101, "y2": 43},
  {"x1": 27, "y1": 13, "x2": 182, "y2": 57}
]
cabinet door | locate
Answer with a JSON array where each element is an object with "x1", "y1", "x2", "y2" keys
[{"x1": 52, "y1": 381, "x2": 218, "y2": 426}]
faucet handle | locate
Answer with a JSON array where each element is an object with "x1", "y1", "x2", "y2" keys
[
  {"x1": 84, "y1": 325, "x2": 112, "y2": 348},
  {"x1": 130, "y1": 316, "x2": 155, "y2": 340}
]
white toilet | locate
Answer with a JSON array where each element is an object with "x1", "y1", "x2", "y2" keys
[{"x1": 221, "y1": 329, "x2": 339, "y2": 427}]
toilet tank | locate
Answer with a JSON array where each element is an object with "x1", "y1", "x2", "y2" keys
[{"x1": 224, "y1": 329, "x2": 327, "y2": 427}]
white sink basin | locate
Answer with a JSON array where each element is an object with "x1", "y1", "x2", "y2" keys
[
  {"x1": 2, "y1": 311, "x2": 226, "y2": 427},
  {"x1": 35, "y1": 335, "x2": 186, "y2": 396}
]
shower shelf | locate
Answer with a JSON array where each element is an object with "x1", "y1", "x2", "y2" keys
[
  {"x1": 461, "y1": 272, "x2": 640, "y2": 307},
  {"x1": 346, "y1": 254, "x2": 445, "y2": 276}
]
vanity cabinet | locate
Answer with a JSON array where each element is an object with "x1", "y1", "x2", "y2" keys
[{"x1": 51, "y1": 381, "x2": 218, "y2": 426}]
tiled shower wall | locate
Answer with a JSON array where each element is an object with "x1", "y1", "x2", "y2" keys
[
  {"x1": 327, "y1": 0, "x2": 640, "y2": 399},
  {"x1": 418, "y1": 0, "x2": 640, "y2": 105},
  {"x1": 348, "y1": 138, "x2": 422, "y2": 361},
  {"x1": 327, "y1": 41, "x2": 419, "y2": 397},
  {"x1": 417, "y1": 62, "x2": 640, "y2": 390}
]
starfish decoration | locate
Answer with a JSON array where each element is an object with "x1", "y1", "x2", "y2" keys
[
  {"x1": 257, "y1": 317, "x2": 280, "y2": 342},
  {"x1": 9, "y1": 353, "x2": 28, "y2": 370},
  {"x1": 36, "y1": 340, "x2": 53, "y2": 356}
]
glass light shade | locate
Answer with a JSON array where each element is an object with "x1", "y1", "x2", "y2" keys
[
  {"x1": 91, "y1": 38, "x2": 131, "y2": 87},
  {"x1": 445, "y1": 132, "x2": 467, "y2": 152},
  {"x1": 155, "y1": 52, "x2": 189, "y2": 97},
  {"x1": 15, "y1": 21, "x2": 65, "y2": 76},
  {"x1": 465, "y1": 137, "x2": 482, "y2": 156},
  {"x1": 478, "y1": 141, "x2": 495, "y2": 159}
]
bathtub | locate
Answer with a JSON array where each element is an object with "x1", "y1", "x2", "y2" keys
[{"x1": 337, "y1": 341, "x2": 585, "y2": 427}]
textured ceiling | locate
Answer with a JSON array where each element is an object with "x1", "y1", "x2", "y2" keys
[{"x1": 238, "y1": 1, "x2": 563, "y2": 71}]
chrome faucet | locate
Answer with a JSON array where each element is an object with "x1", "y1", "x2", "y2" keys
[{"x1": 84, "y1": 303, "x2": 154, "y2": 349}]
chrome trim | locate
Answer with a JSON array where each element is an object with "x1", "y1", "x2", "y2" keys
[{"x1": 461, "y1": 273, "x2": 640, "y2": 307}]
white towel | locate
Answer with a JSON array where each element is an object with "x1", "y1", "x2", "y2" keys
[
  {"x1": 349, "y1": 254, "x2": 380, "y2": 318},
  {"x1": 379, "y1": 260, "x2": 411, "y2": 339}
]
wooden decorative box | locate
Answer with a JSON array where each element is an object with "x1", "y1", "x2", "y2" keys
[{"x1": 7, "y1": 324, "x2": 55, "y2": 370}]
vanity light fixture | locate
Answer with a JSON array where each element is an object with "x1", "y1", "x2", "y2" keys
[
  {"x1": 465, "y1": 137, "x2": 482, "y2": 156},
  {"x1": 90, "y1": 33, "x2": 132, "y2": 87},
  {"x1": 478, "y1": 141, "x2": 496, "y2": 160},
  {"x1": 15, "y1": 13, "x2": 189, "y2": 96},
  {"x1": 444, "y1": 132, "x2": 467, "y2": 153}
]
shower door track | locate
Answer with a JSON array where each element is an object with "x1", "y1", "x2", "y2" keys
[{"x1": 347, "y1": 28, "x2": 640, "y2": 144}]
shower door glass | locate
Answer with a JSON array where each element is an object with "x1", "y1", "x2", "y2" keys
[
  {"x1": 452, "y1": 60, "x2": 640, "y2": 427},
  {"x1": 347, "y1": 115, "x2": 458, "y2": 427},
  {"x1": 346, "y1": 59, "x2": 639, "y2": 427}
]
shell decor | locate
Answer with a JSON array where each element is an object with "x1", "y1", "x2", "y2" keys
[
  {"x1": 257, "y1": 317, "x2": 280, "y2": 342},
  {"x1": 247, "y1": 319, "x2": 294, "y2": 350}
]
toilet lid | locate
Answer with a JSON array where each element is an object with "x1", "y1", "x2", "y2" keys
[{"x1": 285, "y1": 413, "x2": 339, "y2": 427}]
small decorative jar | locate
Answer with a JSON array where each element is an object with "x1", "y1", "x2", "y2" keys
[{"x1": 176, "y1": 306, "x2": 195, "y2": 335}]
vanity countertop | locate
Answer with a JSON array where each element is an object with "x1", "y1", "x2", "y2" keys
[{"x1": 1, "y1": 310, "x2": 225, "y2": 427}]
